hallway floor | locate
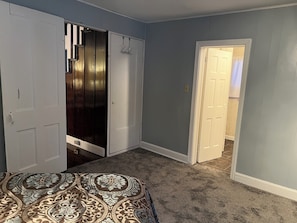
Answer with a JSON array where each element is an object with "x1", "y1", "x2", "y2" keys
[{"x1": 201, "y1": 140, "x2": 233, "y2": 174}]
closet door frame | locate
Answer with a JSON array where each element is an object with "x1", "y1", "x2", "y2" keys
[{"x1": 107, "y1": 32, "x2": 145, "y2": 156}]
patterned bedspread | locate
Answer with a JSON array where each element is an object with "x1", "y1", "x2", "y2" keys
[{"x1": 0, "y1": 172, "x2": 159, "y2": 222}]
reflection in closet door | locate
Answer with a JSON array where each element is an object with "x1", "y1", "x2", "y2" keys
[{"x1": 108, "y1": 33, "x2": 144, "y2": 155}]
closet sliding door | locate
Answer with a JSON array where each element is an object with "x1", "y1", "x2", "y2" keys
[
  {"x1": 65, "y1": 25, "x2": 107, "y2": 156},
  {"x1": 94, "y1": 32, "x2": 107, "y2": 147},
  {"x1": 108, "y1": 33, "x2": 144, "y2": 155}
]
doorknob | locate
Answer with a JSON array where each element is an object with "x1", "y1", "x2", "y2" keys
[{"x1": 8, "y1": 112, "x2": 14, "y2": 125}]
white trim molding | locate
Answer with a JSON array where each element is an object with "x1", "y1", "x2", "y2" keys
[
  {"x1": 234, "y1": 172, "x2": 297, "y2": 202},
  {"x1": 187, "y1": 39, "x2": 252, "y2": 179},
  {"x1": 140, "y1": 141, "x2": 189, "y2": 164},
  {"x1": 107, "y1": 145, "x2": 139, "y2": 157}
]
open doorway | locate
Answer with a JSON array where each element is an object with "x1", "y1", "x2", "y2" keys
[
  {"x1": 200, "y1": 47, "x2": 245, "y2": 173},
  {"x1": 188, "y1": 39, "x2": 252, "y2": 179}
]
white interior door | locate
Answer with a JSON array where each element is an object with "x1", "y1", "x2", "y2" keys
[
  {"x1": 197, "y1": 48, "x2": 233, "y2": 163},
  {"x1": 109, "y1": 33, "x2": 144, "y2": 155},
  {"x1": 0, "y1": 3, "x2": 66, "y2": 172}
]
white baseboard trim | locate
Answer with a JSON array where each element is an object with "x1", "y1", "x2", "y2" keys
[
  {"x1": 107, "y1": 145, "x2": 139, "y2": 157},
  {"x1": 234, "y1": 172, "x2": 297, "y2": 201},
  {"x1": 225, "y1": 135, "x2": 235, "y2": 141},
  {"x1": 140, "y1": 141, "x2": 189, "y2": 164}
]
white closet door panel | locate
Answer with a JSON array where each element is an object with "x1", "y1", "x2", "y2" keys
[
  {"x1": 0, "y1": 3, "x2": 66, "y2": 172},
  {"x1": 109, "y1": 33, "x2": 144, "y2": 155}
]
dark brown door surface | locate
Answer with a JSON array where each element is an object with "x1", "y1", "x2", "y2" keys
[{"x1": 65, "y1": 25, "x2": 107, "y2": 149}]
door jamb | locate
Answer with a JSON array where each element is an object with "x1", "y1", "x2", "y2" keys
[{"x1": 187, "y1": 39, "x2": 252, "y2": 180}]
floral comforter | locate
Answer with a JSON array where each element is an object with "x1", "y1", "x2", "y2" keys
[{"x1": 0, "y1": 172, "x2": 159, "y2": 222}]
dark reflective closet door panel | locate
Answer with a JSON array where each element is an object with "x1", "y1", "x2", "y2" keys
[
  {"x1": 65, "y1": 25, "x2": 107, "y2": 150},
  {"x1": 66, "y1": 65, "x2": 75, "y2": 136},
  {"x1": 83, "y1": 30, "x2": 96, "y2": 143},
  {"x1": 73, "y1": 45, "x2": 85, "y2": 139},
  {"x1": 94, "y1": 31, "x2": 107, "y2": 147}
]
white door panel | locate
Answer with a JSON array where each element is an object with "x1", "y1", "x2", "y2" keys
[
  {"x1": 109, "y1": 33, "x2": 144, "y2": 155},
  {"x1": 0, "y1": 2, "x2": 66, "y2": 172},
  {"x1": 197, "y1": 48, "x2": 233, "y2": 163}
]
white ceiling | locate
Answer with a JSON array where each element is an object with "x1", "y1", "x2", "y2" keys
[{"x1": 78, "y1": 0, "x2": 297, "y2": 23}]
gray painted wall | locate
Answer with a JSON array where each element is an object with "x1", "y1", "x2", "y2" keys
[
  {"x1": 2, "y1": 0, "x2": 146, "y2": 39},
  {"x1": 143, "y1": 6, "x2": 297, "y2": 189}
]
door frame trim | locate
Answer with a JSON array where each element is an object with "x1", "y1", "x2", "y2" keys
[{"x1": 187, "y1": 39, "x2": 252, "y2": 180}]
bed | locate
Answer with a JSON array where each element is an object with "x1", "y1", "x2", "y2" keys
[{"x1": 0, "y1": 172, "x2": 159, "y2": 222}]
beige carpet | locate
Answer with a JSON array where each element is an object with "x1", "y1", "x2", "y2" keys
[{"x1": 67, "y1": 148, "x2": 297, "y2": 223}]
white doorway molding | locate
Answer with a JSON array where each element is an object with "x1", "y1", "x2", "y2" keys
[{"x1": 187, "y1": 39, "x2": 252, "y2": 180}]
